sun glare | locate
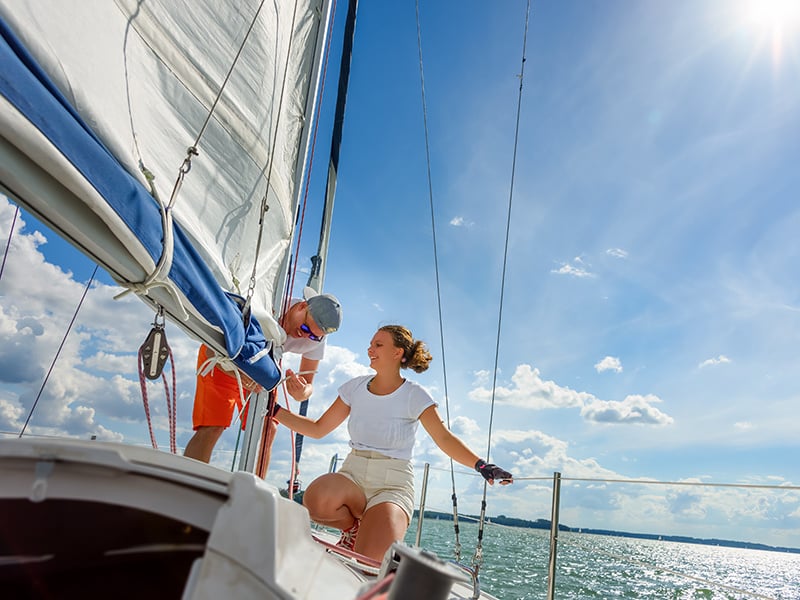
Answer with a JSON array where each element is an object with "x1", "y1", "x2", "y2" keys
[
  {"x1": 738, "y1": 0, "x2": 800, "y2": 66},
  {"x1": 741, "y1": 0, "x2": 800, "y2": 30}
]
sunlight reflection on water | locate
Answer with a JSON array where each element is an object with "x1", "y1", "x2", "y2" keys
[{"x1": 407, "y1": 519, "x2": 800, "y2": 599}]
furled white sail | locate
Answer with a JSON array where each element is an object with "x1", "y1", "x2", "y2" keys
[{"x1": 0, "y1": 0, "x2": 331, "y2": 387}]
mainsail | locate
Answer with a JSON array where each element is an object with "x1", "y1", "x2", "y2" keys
[{"x1": 0, "y1": 0, "x2": 333, "y2": 389}]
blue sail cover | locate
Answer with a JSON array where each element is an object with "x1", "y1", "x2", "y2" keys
[{"x1": 0, "y1": 15, "x2": 280, "y2": 387}]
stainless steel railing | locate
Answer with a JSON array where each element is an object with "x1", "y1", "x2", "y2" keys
[{"x1": 412, "y1": 464, "x2": 800, "y2": 600}]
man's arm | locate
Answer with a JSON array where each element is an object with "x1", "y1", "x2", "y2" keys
[{"x1": 284, "y1": 356, "x2": 319, "y2": 401}]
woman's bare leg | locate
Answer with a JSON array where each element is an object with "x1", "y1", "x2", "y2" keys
[
  {"x1": 303, "y1": 473, "x2": 367, "y2": 530},
  {"x1": 354, "y1": 502, "x2": 409, "y2": 562}
]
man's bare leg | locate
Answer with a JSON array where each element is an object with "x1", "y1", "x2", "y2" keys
[{"x1": 184, "y1": 426, "x2": 224, "y2": 463}]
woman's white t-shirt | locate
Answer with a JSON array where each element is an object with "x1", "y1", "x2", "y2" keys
[{"x1": 338, "y1": 375, "x2": 437, "y2": 460}]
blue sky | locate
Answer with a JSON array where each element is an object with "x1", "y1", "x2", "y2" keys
[{"x1": 2, "y1": 0, "x2": 800, "y2": 549}]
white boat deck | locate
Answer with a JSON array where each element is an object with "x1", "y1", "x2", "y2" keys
[{"x1": 0, "y1": 437, "x2": 495, "y2": 599}]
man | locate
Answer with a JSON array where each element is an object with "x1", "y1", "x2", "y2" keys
[{"x1": 184, "y1": 288, "x2": 342, "y2": 464}]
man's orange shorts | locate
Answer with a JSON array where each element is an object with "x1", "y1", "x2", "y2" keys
[{"x1": 192, "y1": 345, "x2": 249, "y2": 430}]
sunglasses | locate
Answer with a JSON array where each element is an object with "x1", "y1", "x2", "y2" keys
[{"x1": 300, "y1": 322, "x2": 324, "y2": 342}]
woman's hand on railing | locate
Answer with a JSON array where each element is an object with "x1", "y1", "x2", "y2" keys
[{"x1": 475, "y1": 459, "x2": 513, "y2": 485}]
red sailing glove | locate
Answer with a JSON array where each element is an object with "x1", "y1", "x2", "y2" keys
[{"x1": 475, "y1": 459, "x2": 513, "y2": 485}]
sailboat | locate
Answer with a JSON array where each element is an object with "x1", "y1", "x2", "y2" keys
[{"x1": 0, "y1": 1, "x2": 501, "y2": 598}]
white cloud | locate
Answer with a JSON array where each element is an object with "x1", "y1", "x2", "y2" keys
[
  {"x1": 595, "y1": 356, "x2": 623, "y2": 373},
  {"x1": 449, "y1": 414, "x2": 481, "y2": 438},
  {"x1": 581, "y1": 394, "x2": 674, "y2": 426},
  {"x1": 469, "y1": 364, "x2": 592, "y2": 410},
  {"x1": 468, "y1": 364, "x2": 672, "y2": 426},
  {"x1": 84, "y1": 351, "x2": 139, "y2": 374},
  {"x1": 551, "y1": 260, "x2": 594, "y2": 278},
  {"x1": 606, "y1": 248, "x2": 628, "y2": 259},
  {"x1": 322, "y1": 345, "x2": 371, "y2": 384},
  {"x1": 472, "y1": 369, "x2": 492, "y2": 386},
  {"x1": 699, "y1": 355, "x2": 731, "y2": 368},
  {"x1": 450, "y1": 216, "x2": 473, "y2": 227},
  {"x1": 0, "y1": 394, "x2": 24, "y2": 434},
  {"x1": 0, "y1": 200, "x2": 195, "y2": 441}
]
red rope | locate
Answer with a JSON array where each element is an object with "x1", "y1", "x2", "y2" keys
[
  {"x1": 280, "y1": 377, "x2": 299, "y2": 496},
  {"x1": 137, "y1": 345, "x2": 177, "y2": 453},
  {"x1": 137, "y1": 347, "x2": 158, "y2": 449},
  {"x1": 166, "y1": 345, "x2": 177, "y2": 453},
  {"x1": 354, "y1": 572, "x2": 395, "y2": 600}
]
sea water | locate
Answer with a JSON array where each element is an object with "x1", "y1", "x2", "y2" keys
[{"x1": 406, "y1": 519, "x2": 800, "y2": 599}]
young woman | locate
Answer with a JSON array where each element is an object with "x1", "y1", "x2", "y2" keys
[{"x1": 270, "y1": 325, "x2": 513, "y2": 562}]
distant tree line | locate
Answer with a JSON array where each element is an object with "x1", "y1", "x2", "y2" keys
[{"x1": 412, "y1": 510, "x2": 800, "y2": 554}]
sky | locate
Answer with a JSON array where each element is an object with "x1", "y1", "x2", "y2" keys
[{"x1": 2, "y1": 0, "x2": 800, "y2": 550}]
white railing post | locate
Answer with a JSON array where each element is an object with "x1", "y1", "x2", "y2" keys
[
  {"x1": 415, "y1": 462, "x2": 430, "y2": 547},
  {"x1": 547, "y1": 471, "x2": 562, "y2": 600}
]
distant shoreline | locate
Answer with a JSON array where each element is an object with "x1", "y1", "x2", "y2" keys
[{"x1": 413, "y1": 510, "x2": 800, "y2": 555}]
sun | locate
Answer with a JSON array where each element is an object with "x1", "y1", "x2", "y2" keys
[
  {"x1": 738, "y1": 0, "x2": 800, "y2": 65},
  {"x1": 740, "y1": 0, "x2": 800, "y2": 31}
]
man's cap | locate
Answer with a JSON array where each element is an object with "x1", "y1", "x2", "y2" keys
[{"x1": 304, "y1": 286, "x2": 342, "y2": 334}]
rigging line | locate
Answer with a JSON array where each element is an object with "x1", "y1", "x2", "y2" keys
[
  {"x1": 285, "y1": 0, "x2": 358, "y2": 486},
  {"x1": 192, "y1": 0, "x2": 269, "y2": 149},
  {"x1": 232, "y1": 425, "x2": 243, "y2": 471},
  {"x1": 287, "y1": 0, "x2": 338, "y2": 303},
  {"x1": 484, "y1": 0, "x2": 531, "y2": 462},
  {"x1": 562, "y1": 477, "x2": 800, "y2": 491},
  {"x1": 306, "y1": 0, "x2": 358, "y2": 295},
  {"x1": 0, "y1": 203, "x2": 19, "y2": 282},
  {"x1": 414, "y1": 0, "x2": 462, "y2": 562},
  {"x1": 162, "y1": 0, "x2": 273, "y2": 215},
  {"x1": 244, "y1": 0, "x2": 302, "y2": 309},
  {"x1": 116, "y1": 3, "x2": 276, "y2": 315},
  {"x1": 19, "y1": 264, "x2": 99, "y2": 438},
  {"x1": 121, "y1": 0, "x2": 154, "y2": 187},
  {"x1": 414, "y1": 1, "x2": 450, "y2": 436},
  {"x1": 473, "y1": 0, "x2": 531, "y2": 575},
  {"x1": 280, "y1": 256, "x2": 294, "y2": 333}
]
